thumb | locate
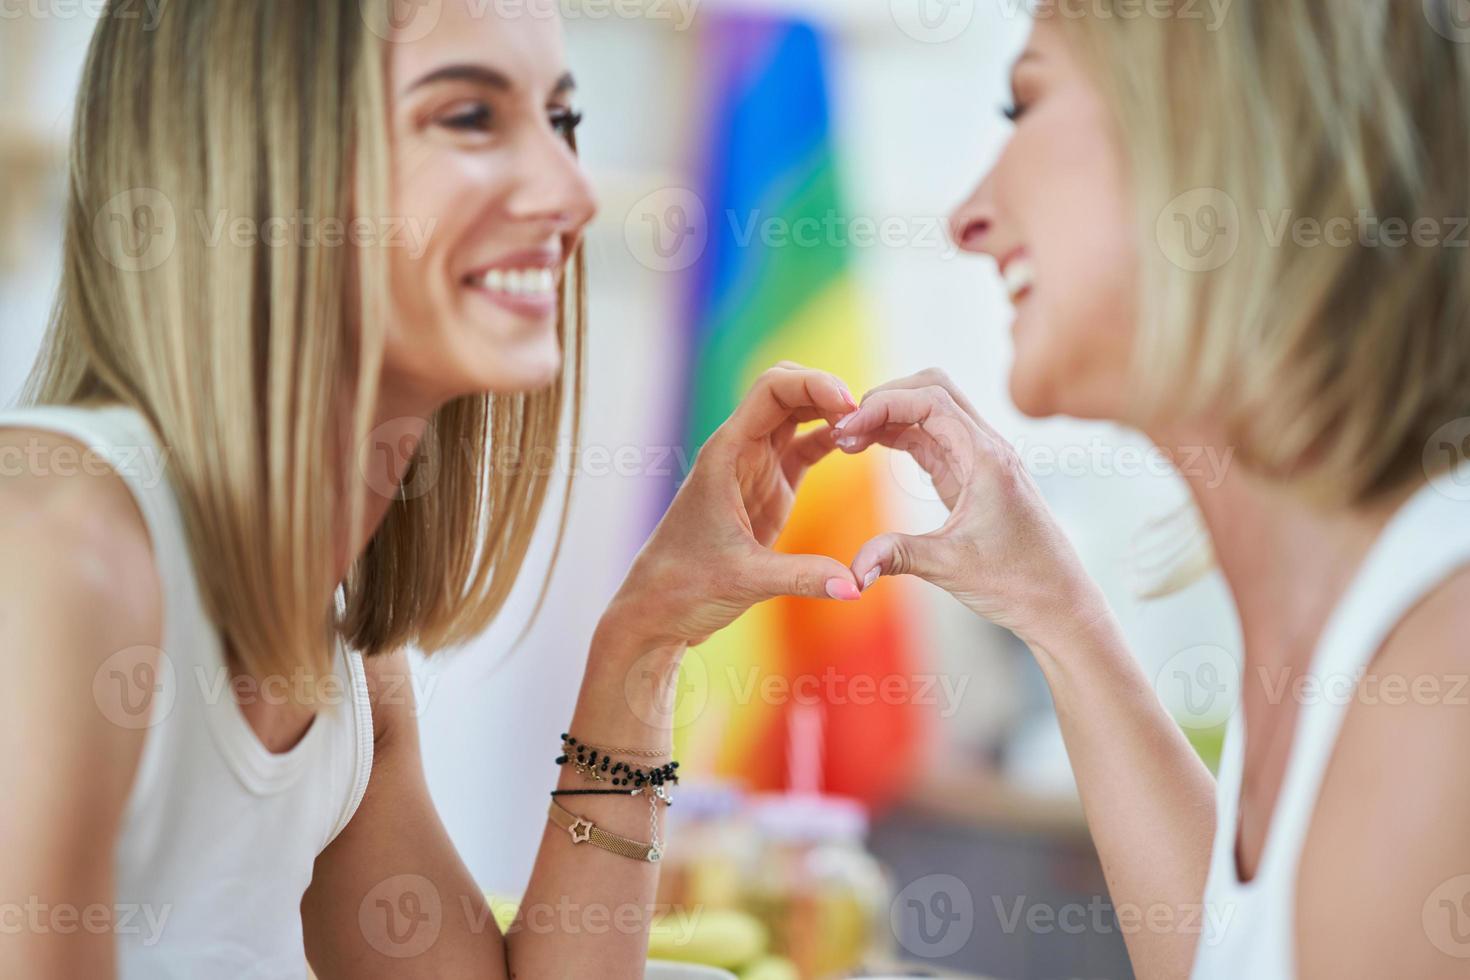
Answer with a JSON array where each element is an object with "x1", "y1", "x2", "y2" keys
[
  {"x1": 851, "y1": 531, "x2": 943, "y2": 592},
  {"x1": 747, "y1": 551, "x2": 863, "y2": 602}
]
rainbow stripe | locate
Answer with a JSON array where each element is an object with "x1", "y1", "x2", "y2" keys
[{"x1": 671, "y1": 15, "x2": 924, "y2": 808}]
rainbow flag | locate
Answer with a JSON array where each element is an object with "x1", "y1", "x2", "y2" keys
[{"x1": 670, "y1": 15, "x2": 925, "y2": 809}]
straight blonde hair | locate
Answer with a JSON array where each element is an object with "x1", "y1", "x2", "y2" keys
[
  {"x1": 25, "y1": 0, "x2": 584, "y2": 684},
  {"x1": 1053, "y1": 0, "x2": 1470, "y2": 507}
]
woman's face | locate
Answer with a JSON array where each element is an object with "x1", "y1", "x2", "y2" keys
[
  {"x1": 949, "y1": 19, "x2": 1138, "y2": 422},
  {"x1": 381, "y1": 0, "x2": 596, "y2": 408}
]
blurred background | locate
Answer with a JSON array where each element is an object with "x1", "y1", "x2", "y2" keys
[{"x1": 0, "y1": 2, "x2": 1242, "y2": 977}]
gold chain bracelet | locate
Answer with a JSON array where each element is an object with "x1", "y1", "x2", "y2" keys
[{"x1": 548, "y1": 800, "x2": 663, "y2": 864}]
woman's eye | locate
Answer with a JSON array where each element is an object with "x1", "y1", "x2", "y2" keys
[
  {"x1": 439, "y1": 103, "x2": 494, "y2": 132},
  {"x1": 1002, "y1": 101, "x2": 1028, "y2": 123},
  {"x1": 550, "y1": 107, "x2": 584, "y2": 139}
]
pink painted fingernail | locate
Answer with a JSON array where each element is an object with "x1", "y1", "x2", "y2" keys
[
  {"x1": 825, "y1": 578, "x2": 861, "y2": 601},
  {"x1": 834, "y1": 411, "x2": 858, "y2": 431},
  {"x1": 862, "y1": 568, "x2": 880, "y2": 590},
  {"x1": 839, "y1": 386, "x2": 858, "y2": 410},
  {"x1": 837, "y1": 436, "x2": 860, "y2": 451}
]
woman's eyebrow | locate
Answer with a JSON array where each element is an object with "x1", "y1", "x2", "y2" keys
[{"x1": 404, "y1": 65, "x2": 577, "y2": 98}]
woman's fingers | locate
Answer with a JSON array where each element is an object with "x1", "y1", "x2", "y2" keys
[
  {"x1": 780, "y1": 426, "x2": 840, "y2": 489},
  {"x1": 835, "y1": 386, "x2": 982, "y2": 483},
  {"x1": 744, "y1": 549, "x2": 862, "y2": 603},
  {"x1": 850, "y1": 531, "x2": 945, "y2": 592},
  {"x1": 861, "y1": 367, "x2": 999, "y2": 439},
  {"x1": 726, "y1": 366, "x2": 856, "y2": 442}
]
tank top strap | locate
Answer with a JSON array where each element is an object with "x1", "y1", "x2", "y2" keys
[{"x1": 1265, "y1": 471, "x2": 1470, "y2": 875}]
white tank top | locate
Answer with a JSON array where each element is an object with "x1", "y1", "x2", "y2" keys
[
  {"x1": 0, "y1": 404, "x2": 374, "y2": 979},
  {"x1": 1192, "y1": 468, "x2": 1470, "y2": 977}
]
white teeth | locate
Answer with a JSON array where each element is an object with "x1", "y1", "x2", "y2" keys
[
  {"x1": 478, "y1": 267, "x2": 558, "y2": 298},
  {"x1": 1002, "y1": 257, "x2": 1035, "y2": 303}
]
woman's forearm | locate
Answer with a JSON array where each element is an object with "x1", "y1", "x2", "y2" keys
[
  {"x1": 1020, "y1": 599, "x2": 1216, "y2": 980},
  {"x1": 505, "y1": 610, "x2": 684, "y2": 980}
]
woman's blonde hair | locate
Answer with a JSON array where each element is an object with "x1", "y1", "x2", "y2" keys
[
  {"x1": 1054, "y1": 0, "x2": 1470, "y2": 506},
  {"x1": 25, "y1": 0, "x2": 583, "y2": 684}
]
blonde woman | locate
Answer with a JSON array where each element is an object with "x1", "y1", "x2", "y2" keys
[
  {"x1": 840, "y1": 2, "x2": 1470, "y2": 977},
  {"x1": 0, "y1": 2, "x2": 866, "y2": 978}
]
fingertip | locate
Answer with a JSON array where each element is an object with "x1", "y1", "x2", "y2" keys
[{"x1": 861, "y1": 567, "x2": 881, "y2": 591}]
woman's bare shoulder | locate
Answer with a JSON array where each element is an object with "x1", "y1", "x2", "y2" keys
[
  {"x1": 0, "y1": 425, "x2": 163, "y2": 650},
  {"x1": 1296, "y1": 565, "x2": 1470, "y2": 977}
]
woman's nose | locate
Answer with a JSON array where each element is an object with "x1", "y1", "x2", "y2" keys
[
  {"x1": 948, "y1": 173, "x2": 998, "y2": 259},
  {"x1": 507, "y1": 130, "x2": 599, "y2": 233}
]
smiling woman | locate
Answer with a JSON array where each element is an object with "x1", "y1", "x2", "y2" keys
[{"x1": 0, "y1": 2, "x2": 865, "y2": 978}]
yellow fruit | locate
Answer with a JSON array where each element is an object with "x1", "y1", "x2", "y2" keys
[
  {"x1": 738, "y1": 954, "x2": 800, "y2": 980},
  {"x1": 649, "y1": 908, "x2": 767, "y2": 969}
]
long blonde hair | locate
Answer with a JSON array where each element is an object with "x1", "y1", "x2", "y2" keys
[
  {"x1": 1055, "y1": 0, "x2": 1470, "y2": 507},
  {"x1": 25, "y1": 0, "x2": 583, "y2": 683}
]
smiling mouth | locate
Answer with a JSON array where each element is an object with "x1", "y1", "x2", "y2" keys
[
  {"x1": 462, "y1": 263, "x2": 563, "y2": 318},
  {"x1": 1001, "y1": 254, "x2": 1035, "y2": 305}
]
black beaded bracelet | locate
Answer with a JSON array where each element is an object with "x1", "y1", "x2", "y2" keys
[{"x1": 557, "y1": 735, "x2": 680, "y2": 790}]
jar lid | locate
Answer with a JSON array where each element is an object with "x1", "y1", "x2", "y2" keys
[{"x1": 749, "y1": 792, "x2": 869, "y2": 842}]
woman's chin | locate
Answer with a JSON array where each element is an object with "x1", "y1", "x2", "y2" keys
[{"x1": 1007, "y1": 363, "x2": 1058, "y2": 419}]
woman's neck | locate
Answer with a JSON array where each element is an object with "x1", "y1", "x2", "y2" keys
[
  {"x1": 331, "y1": 379, "x2": 444, "y2": 582},
  {"x1": 1154, "y1": 429, "x2": 1401, "y2": 678}
]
